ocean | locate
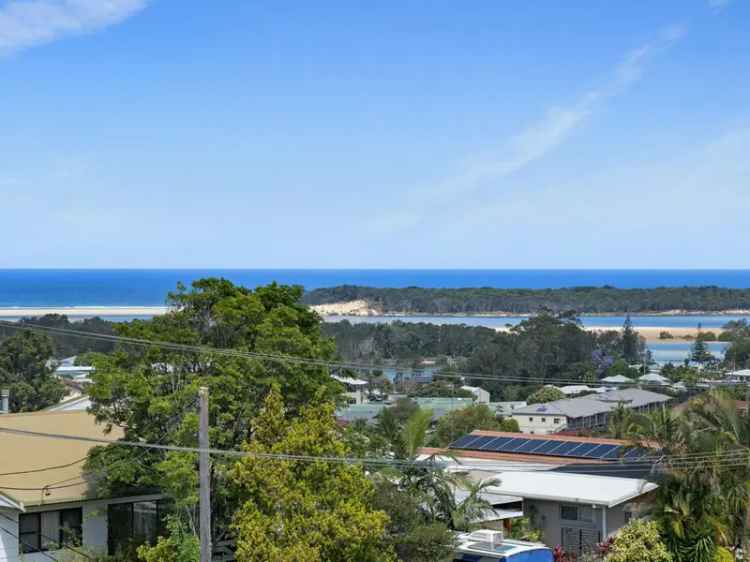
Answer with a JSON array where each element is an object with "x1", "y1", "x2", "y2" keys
[{"x1": 1, "y1": 269, "x2": 750, "y2": 307}]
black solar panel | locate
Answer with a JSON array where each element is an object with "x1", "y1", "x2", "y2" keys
[
  {"x1": 449, "y1": 435, "x2": 478, "y2": 449},
  {"x1": 623, "y1": 447, "x2": 646, "y2": 460},
  {"x1": 464, "y1": 436, "x2": 495, "y2": 450},
  {"x1": 505, "y1": 438, "x2": 533, "y2": 452},
  {"x1": 483, "y1": 437, "x2": 514, "y2": 451},
  {"x1": 447, "y1": 432, "x2": 634, "y2": 461},
  {"x1": 478, "y1": 437, "x2": 507, "y2": 451},
  {"x1": 546, "y1": 442, "x2": 580, "y2": 456},
  {"x1": 530, "y1": 440, "x2": 563, "y2": 455},
  {"x1": 495, "y1": 437, "x2": 525, "y2": 453},
  {"x1": 585, "y1": 444, "x2": 616, "y2": 459},
  {"x1": 515, "y1": 439, "x2": 549, "y2": 453},
  {"x1": 565, "y1": 443, "x2": 600, "y2": 458},
  {"x1": 600, "y1": 445, "x2": 624, "y2": 460}
]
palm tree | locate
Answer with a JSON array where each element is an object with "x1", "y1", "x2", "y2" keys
[
  {"x1": 449, "y1": 478, "x2": 502, "y2": 532},
  {"x1": 607, "y1": 402, "x2": 635, "y2": 439},
  {"x1": 688, "y1": 391, "x2": 750, "y2": 554},
  {"x1": 629, "y1": 405, "x2": 688, "y2": 457}
]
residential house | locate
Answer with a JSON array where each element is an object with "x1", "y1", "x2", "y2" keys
[
  {"x1": 483, "y1": 471, "x2": 657, "y2": 556},
  {"x1": 599, "y1": 375, "x2": 634, "y2": 385},
  {"x1": 0, "y1": 411, "x2": 167, "y2": 562},
  {"x1": 489, "y1": 401, "x2": 528, "y2": 417},
  {"x1": 331, "y1": 374, "x2": 369, "y2": 405},
  {"x1": 725, "y1": 369, "x2": 750, "y2": 384},
  {"x1": 461, "y1": 385, "x2": 490, "y2": 404},
  {"x1": 637, "y1": 373, "x2": 670, "y2": 386},
  {"x1": 511, "y1": 388, "x2": 671, "y2": 435}
]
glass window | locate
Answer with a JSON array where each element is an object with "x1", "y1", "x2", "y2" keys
[
  {"x1": 19, "y1": 513, "x2": 41, "y2": 553},
  {"x1": 541, "y1": 417, "x2": 546, "y2": 423},
  {"x1": 529, "y1": 417, "x2": 533, "y2": 422},
  {"x1": 60, "y1": 508, "x2": 83, "y2": 547},
  {"x1": 133, "y1": 501, "x2": 158, "y2": 544},
  {"x1": 108, "y1": 500, "x2": 169, "y2": 555},
  {"x1": 554, "y1": 418, "x2": 560, "y2": 424},
  {"x1": 560, "y1": 505, "x2": 579, "y2": 521}
]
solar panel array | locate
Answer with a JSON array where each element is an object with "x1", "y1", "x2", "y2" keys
[{"x1": 448, "y1": 434, "x2": 645, "y2": 461}]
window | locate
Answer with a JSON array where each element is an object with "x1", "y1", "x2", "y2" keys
[
  {"x1": 108, "y1": 500, "x2": 169, "y2": 555},
  {"x1": 19, "y1": 513, "x2": 41, "y2": 554},
  {"x1": 561, "y1": 504, "x2": 593, "y2": 523},
  {"x1": 554, "y1": 418, "x2": 561, "y2": 424},
  {"x1": 18, "y1": 508, "x2": 82, "y2": 554},
  {"x1": 541, "y1": 417, "x2": 546, "y2": 423},
  {"x1": 560, "y1": 505, "x2": 579, "y2": 521},
  {"x1": 529, "y1": 417, "x2": 533, "y2": 422},
  {"x1": 60, "y1": 508, "x2": 83, "y2": 547}
]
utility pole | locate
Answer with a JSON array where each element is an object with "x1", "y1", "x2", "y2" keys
[{"x1": 199, "y1": 386, "x2": 212, "y2": 562}]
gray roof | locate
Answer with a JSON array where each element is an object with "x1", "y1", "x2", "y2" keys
[{"x1": 512, "y1": 388, "x2": 670, "y2": 419}]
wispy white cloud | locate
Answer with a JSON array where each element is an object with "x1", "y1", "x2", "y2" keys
[
  {"x1": 369, "y1": 24, "x2": 687, "y2": 234},
  {"x1": 0, "y1": 0, "x2": 147, "y2": 56}
]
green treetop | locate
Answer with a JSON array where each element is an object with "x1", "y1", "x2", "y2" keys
[
  {"x1": 527, "y1": 386, "x2": 565, "y2": 405},
  {"x1": 230, "y1": 386, "x2": 394, "y2": 562},
  {"x1": 0, "y1": 331, "x2": 66, "y2": 412}
]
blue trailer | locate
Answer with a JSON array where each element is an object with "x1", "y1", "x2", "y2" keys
[{"x1": 453, "y1": 530, "x2": 553, "y2": 562}]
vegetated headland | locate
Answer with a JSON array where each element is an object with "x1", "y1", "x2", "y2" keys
[{"x1": 301, "y1": 285, "x2": 750, "y2": 316}]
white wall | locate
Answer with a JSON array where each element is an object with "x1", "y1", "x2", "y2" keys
[
  {"x1": 513, "y1": 413, "x2": 567, "y2": 435},
  {"x1": 524, "y1": 499, "x2": 632, "y2": 549},
  {"x1": 0, "y1": 509, "x2": 19, "y2": 562}
]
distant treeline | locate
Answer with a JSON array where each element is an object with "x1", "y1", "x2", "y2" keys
[
  {"x1": 0, "y1": 315, "x2": 117, "y2": 358},
  {"x1": 303, "y1": 285, "x2": 750, "y2": 314},
  {"x1": 323, "y1": 314, "x2": 646, "y2": 401}
]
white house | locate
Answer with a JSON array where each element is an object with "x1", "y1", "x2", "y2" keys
[
  {"x1": 725, "y1": 369, "x2": 750, "y2": 384},
  {"x1": 0, "y1": 411, "x2": 167, "y2": 561},
  {"x1": 637, "y1": 373, "x2": 670, "y2": 386},
  {"x1": 331, "y1": 374, "x2": 369, "y2": 405},
  {"x1": 599, "y1": 375, "x2": 634, "y2": 385},
  {"x1": 461, "y1": 385, "x2": 490, "y2": 404},
  {"x1": 53, "y1": 366, "x2": 95, "y2": 381},
  {"x1": 556, "y1": 385, "x2": 606, "y2": 397},
  {"x1": 483, "y1": 471, "x2": 657, "y2": 556},
  {"x1": 490, "y1": 402, "x2": 528, "y2": 417},
  {"x1": 511, "y1": 388, "x2": 671, "y2": 435}
]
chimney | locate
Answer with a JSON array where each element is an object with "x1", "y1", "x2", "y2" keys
[{"x1": 0, "y1": 388, "x2": 9, "y2": 414}]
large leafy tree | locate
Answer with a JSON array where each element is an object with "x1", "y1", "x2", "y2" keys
[
  {"x1": 0, "y1": 331, "x2": 66, "y2": 412},
  {"x1": 433, "y1": 404, "x2": 508, "y2": 447},
  {"x1": 527, "y1": 386, "x2": 565, "y2": 405},
  {"x1": 230, "y1": 386, "x2": 393, "y2": 562},
  {"x1": 86, "y1": 279, "x2": 341, "y2": 546}
]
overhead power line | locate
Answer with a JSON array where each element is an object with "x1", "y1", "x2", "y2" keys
[
  {"x1": 1, "y1": 423, "x2": 749, "y2": 476},
  {"x1": 0, "y1": 320, "x2": 737, "y2": 391}
]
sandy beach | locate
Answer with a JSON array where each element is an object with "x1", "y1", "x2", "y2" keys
[
  {"x1": 585, "y1": 325, "x2": 719, "y2": 343},
  {"x1": 0, "y1": 306, "x2": 170, "y2": 318}
]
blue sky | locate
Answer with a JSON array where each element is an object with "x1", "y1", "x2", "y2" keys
[{"x1": 1, "y1": 0, "x2": 749, "y2": 268}]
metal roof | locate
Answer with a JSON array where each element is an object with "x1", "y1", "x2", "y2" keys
[
  {"x1": 511, "y1": 388, "x2": 670, "y2": 419},
  {"x1": 0, "y1": 410, "x2": 123, "y2": 508},
  {"x1": 484, "y1": 471, "x2": 658, "y2": 508}
]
